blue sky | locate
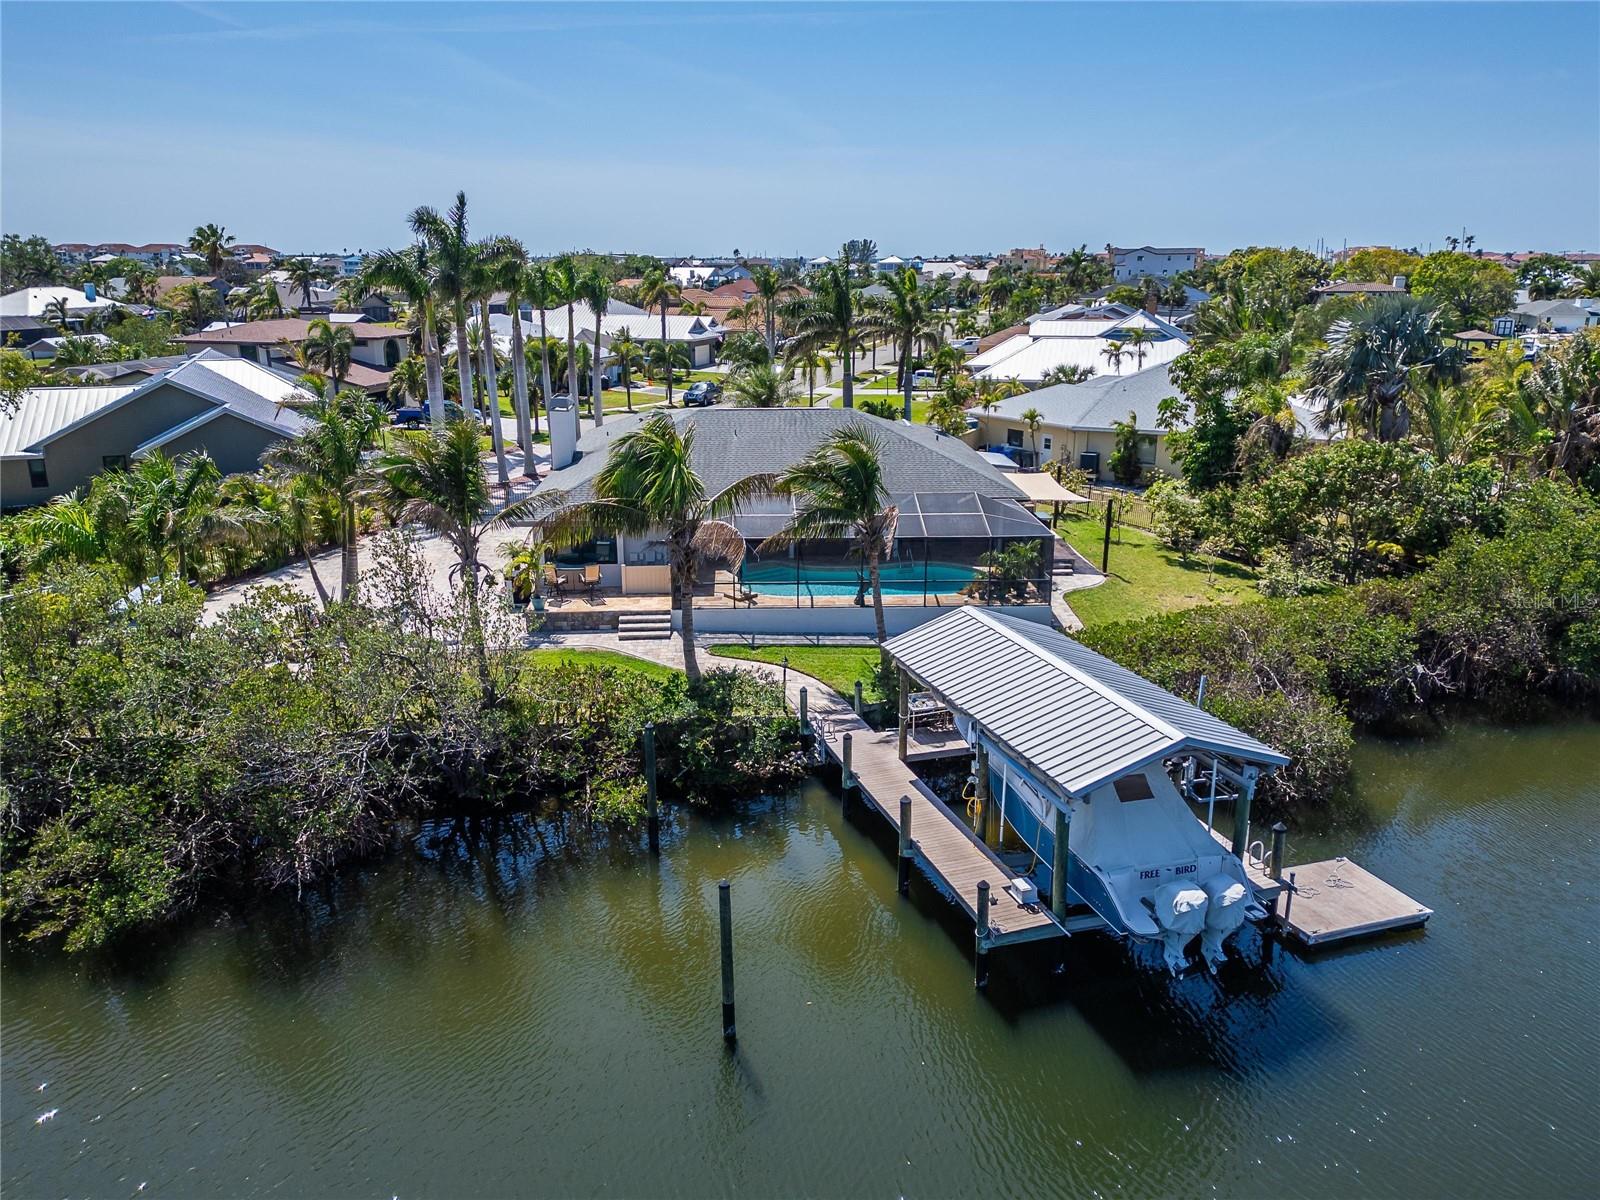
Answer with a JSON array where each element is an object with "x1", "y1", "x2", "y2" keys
[{"x1": 3, "y1": 2, "x2": 1596, "y2": 257}]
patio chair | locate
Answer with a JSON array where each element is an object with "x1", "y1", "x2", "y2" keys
[
  {"x1": 581, "y1": 563, "x2": 601, "y2": 600},
  {"x1": 543, "y1": 564, "x2": 567, "y2": 599},
  {"x1": 726, "y1": 582, "x2": 757, "y2": 607}
]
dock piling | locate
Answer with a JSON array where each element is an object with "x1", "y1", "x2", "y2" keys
[
  {"x1": 841, "y1": 732, "x2": 855, "y2": 811},
  {"x1": 975, "y1": 880, "x2": 991, "y2": 990},
  {"x1": 1231, "y1": 766, "x2": 1258, "y2": 860},
  {"x1": 975, "y1": 743, "x2": 996, "y2": 848},
  {"x1": 1270, "y1": 821, "x2": 1287, "y2": 882},
  {"x1": 853, "y1": 679, "x2": 863, "y2": 716},
  {"x1": 798, "y1": 687, "x2": 810, "y2": 746},
  {"x1": 1281, "y1": 871, "x2": 1296, "y2": 929},
  {"x1": 896, "y1": 668, "x2": 909, "y2": 761},
  {"x1": 643, "y1": 723, "x2": 660, "y2": 856},
  {"x1": 1050, "y1": 806, "x2": 1069, "y2": 921},
  {"x1": 718, "y1": 879, "x2": 736, "y2": 1044},
  {"x1": 897, "y1": 796, "x2": 913, "y2": 895}
]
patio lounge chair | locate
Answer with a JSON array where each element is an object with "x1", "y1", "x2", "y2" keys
[
  {"x1": 726, "y1": 583, "x2": 757, "y2": 607},
  {"x1": 581, "y1": 563, "x2": 601, "y2": 600}
]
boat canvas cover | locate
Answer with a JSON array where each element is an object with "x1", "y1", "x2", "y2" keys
[{"x1": 885, "y1": 608, "x2": 1287, "y2": 797}]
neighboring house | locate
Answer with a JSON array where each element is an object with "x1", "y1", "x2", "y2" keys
[
  {"x1": 0, "y1": 314, "x2": 55, "y2": 348},
  {"x1": 22, "y1": 333, "x2": 119, "y2": 361},
  {"x1": 998, "y1": 247, "x2": 1052, "y2": 272},
  {"x1": 1107, "y1": 246, "x2": 1204, "y2": 282},
  {"x1": 497, "y1": 305, "x2": 725, "y2": 370},
  {"x1": 340, "y1": 253, "x2": 365, "y2": 278},
  {"x1": 1509, "y1": 299, "x2": 1600, "y2": 334},
  {"x1": 0, "y1": 286, "x2": 129, "y2": 323},
  {"x1": 60, "y1": 354, "x2": 191, "y2": 384},
  {"x1": 1313, "y1": 279, "x2": 1408, "y2": 301},
  {"x1": 150, "y1": 274, "x2": 232, "y2": 306},
  {"x1": 52, "y1": 243, "x2": 96, "y2": 266},
  {"x1": 974, "y1": 362, "x2": 1182, "y2": 480},
  {"x1": 534, "y1": 407, "x2": 1050, "y2": 630},
  {"x1": 919, "y1": 260, "x2": 990, "y2": 284},
  {"x1": 967, "y1": 310, "x2": 1189, "y2": 386},
  {"x1": 177, "y1": 317, "x2": 406, "y2": 383},
  {"x1": 1, "y1": 350, "x2": 311, "y2": 506}
]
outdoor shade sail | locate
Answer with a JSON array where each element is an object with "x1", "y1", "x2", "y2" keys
[
  {"x1": 727, "y1": 492, "x2": 1048, "y2": 541},
  {"x1": 1009, "y1": 472, "x2": 1089, "y2": 505},
  {"x1": 885, "y1": 608, "x2": 1288, "y2": 798}
]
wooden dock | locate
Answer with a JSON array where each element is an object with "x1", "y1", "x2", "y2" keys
[
  {"x1": 1210, "y1": 829, "x2": 1432, "y2": 947},
  {"x1": 807, "y1": 699, "x2": 1064, "y2": 949}
]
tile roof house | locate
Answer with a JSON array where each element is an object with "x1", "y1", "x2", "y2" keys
[
  {"x1": 1, "y1": 350, "x2": 312, "y2": 506},
  {"x1": 177, "y1": 317, "x2": 405, "y2": 391}
]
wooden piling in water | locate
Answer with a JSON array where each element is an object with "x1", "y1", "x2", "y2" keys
[
  {"x1": 975, "y1": 880, "x2": 991, "y2": 990},
  {"x1": 1270, "y1": 821, "x2": 1287, "y2": 882},
  {"x1": 798, "y1": 687, "x2": 810, "y2": 745},
  {"x1": 1051, "y1": 806, "x2": 1069, "y2": 921},
  {"x1": 841, "y1": 732, "x2": 855, "y2": 812},
  {"x1": 975, "y1": 743, "x2": 995, "y2": 848},
  {"x1": 896, "y1": 668, "x2": 909, "y2": 761},
  {"x1": 718, "y1": 879, "x2": 736, "y2": 1043},
  {"x1": 853, "y1": 679, "x2": 863, "y2": 716},
  {"x1": 643, "y1": 723, "x2": 660, "y2": 855},
  {"x1": 897, "y1": 796, "x2": 913, "y2": 895}
]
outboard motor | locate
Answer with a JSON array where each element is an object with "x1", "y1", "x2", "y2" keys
[
  {"x1": 1152, "y1": 880, "x2": 1208, "y2": 974},
  {"x1": 1198, "y1": 873, "x2": 1249, "y2": 972}
]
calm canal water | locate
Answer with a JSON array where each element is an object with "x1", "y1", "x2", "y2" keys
[{"x1": 5, "y1": 723, "x2": 1597, "y2": 1198}]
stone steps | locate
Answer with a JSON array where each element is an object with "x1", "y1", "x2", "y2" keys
[{"x1": 617, "y1": 612, "x2": 674, "y2": 641}]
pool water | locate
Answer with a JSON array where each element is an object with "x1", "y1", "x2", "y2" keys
[{"x1": 742, "y1": 560, "x2": 977, "y2": 596}]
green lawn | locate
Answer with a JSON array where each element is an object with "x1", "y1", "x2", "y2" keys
[
  {"x1": 522, "y1": 648, "x2": 680, "y2": 682},
  {"x1": 709, "y1": 644, "x2": 883, "y2": 701},
  {"x1": 825, "y1": 394, "x2": 935, "y2": 423},
  {"x1": 1053, "y1": 510, "x2": 1260, "y2": 626}
]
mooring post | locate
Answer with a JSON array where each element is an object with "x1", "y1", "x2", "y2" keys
[
  {"x1": 896, "y1": 668, "x2": 910, "y2": 761},
  {"x1": 1231, "y1": 766, "x2": 1258, "y2": 860},
  {"x1": 841, "y1": 731, "x2": 854, "y2": 812},
  {"x1": 975, "y1": 743, "x2": 995, "y2": 848},
  {"x1": 1281, "y1": 870, "x2": 1297, "y2": 930},
  {"x1": 897, "y1": 796, "x2": 913, "y2": 895},
  {"x1": 718, "y1": 879, "x2": 736, "y2": 1044},
  {"x1": 797, "y1": 686, "x2": 810, "y2": 746},
  {"x1": 975, "y1": 880, "x2": 991, "y2": 990},
  {"x1": 1051, "y1": 806, "x2": 1069, "y2": 921},
  {"x1": 1270, "y1": 821, "x2": 1288, "y2": 882},
  {"x1": 853, "y1": 679, "x2": 863, "y2": 716},
  {"x1": 643, "y1": 723, "x2": 660, "y2": 855}
]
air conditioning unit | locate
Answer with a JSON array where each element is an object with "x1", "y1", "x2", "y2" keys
[{"x1": 1006, "y1": 878, "x2": 1040, "y2": 906}]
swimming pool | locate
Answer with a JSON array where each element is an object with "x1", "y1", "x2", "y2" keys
[{"x1": 741, "y1": 560, "x2": 979, "y2": 597}]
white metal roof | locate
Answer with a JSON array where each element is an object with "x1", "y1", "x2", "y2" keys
[
  {"x1": 973, "y1": 333, "x2": 1187, "y2": 384},
  {"x1": 885, "y1": 608, "x2": 1287, "y2": 797},
  {"x1": 1, "y1": 385, "x2": 141, "y2": 458},
  {"x1": 0, "y1": 286, "x2": 125, "y2": 318}
]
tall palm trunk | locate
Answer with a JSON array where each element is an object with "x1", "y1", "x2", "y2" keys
[
  {"x1": 536, "y1": 303, "x2": 553, "y2": 434},
  {"x1": 842, "y1": 338, "x2": 855, "y2": 409},
  {"x1": 422, "y1": 301, "x2": 446, "y2": 433},
  {"x1": 479, "y1": 308, "x2": 510, "y2": 488},
  {"x1": 673, "y1": 537, "x2": 701, "y2": 682},
  {"x1": 901, "y1": 334, "x2": 914, "y2": 422},
  {"x1": 866, "y1": 540, "x2": 888, "y2": 668},
  {"x1": 453, "y1": 297, "x2": 476, "y2": 420},
  {"x1": 458, "y1": 537, "x2": 493, "y2": 694},
  {"x1": 508, "y1": 306, "x2": 533, "y2": 466},
  {"x1": 591, "y1": 313, "x2": 606, "y2": 428},
  {"x1": 661, "y1": 304, "x2": 673, "y2": 407},
  {"x1": 565, "y1": 298, "x2": 578, "y2": 404},
  {"x1": 300, "y1": 536, "x2": 332, "y2": 610},
  {"x1": 340, "y1": 498, "x2": 359, "y2": 602}
]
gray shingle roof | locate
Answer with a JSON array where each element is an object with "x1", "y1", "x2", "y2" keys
[
  {"x1": 539, "y1": 407, "x2": 1028, "y2": 505},
  {"x1": 985, "y1": 362, "x2": 1180, "y2": 433}
]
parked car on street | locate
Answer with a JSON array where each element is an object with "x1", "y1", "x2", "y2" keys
[{"x1": 682, "y1": 381, "x2": 722, "y2": 406}]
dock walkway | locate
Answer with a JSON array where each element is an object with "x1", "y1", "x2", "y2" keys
[{"x1": 806, "y1": 692, "x2": 1063, "y2": 948}]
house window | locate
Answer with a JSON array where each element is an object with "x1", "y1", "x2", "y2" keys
[
  {"x1": 240, "y1": 345, "x2": 260, "y2": 363},
  {"x1": 1042, "y1": 436, "x2": 1053, "y2": 452},
  {"x1": 553, "y1": 538, "x2": 618, "y2": 567},
  {"x1": 102, "y1": 455, "x2": 128, "y2": 471},
  {"x1": 1138, "y1": 434, "x2": 1158, "y2": 464},
  {"x1": 27, "y1": 460, "x2": 48, "y2": 488},
  {"x1": 1006, "y1": 429, "x2": 1024, "y2": 447}
]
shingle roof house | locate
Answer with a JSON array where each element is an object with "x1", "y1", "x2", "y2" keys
[{"x1": 1, "y1": 350, "x2": 311, "y2": 507}]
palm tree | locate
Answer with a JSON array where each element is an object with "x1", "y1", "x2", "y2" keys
[
  {"x1": 365, "y1": 419, "x2": 540, "y2": 691},
  {"x1": 388, "y1": 354, "x2": 428, "y2": 407},
  {"x1": 531, "y1": 412, "x2": 768, "y2": 680},
  {"x1": 303, "y1": 318, "x2": 354, "y2": 397},
  {"x1": 793, "y1": 348, "x2": 830, "y2": 405},
  {"x1": 785, "y1": 262, "x2": 866, "y2": 409},
  {"x1": 484, "y1": 241, "x2": 536, "y2": 460},
  {"x1": 749, "y1": 264, "x2": 797, "y2": 359},
  {"x1": 1040, "y1": 363, "x2": 1094, "y2": 386},
  {"x1": 727, "y1": 362, "x2": 799, "y2": 407},
  {"x1": 99, "y1": 450, "x2": 247, "y2": 584},
  {"x1": 522, "y1": 262, "x2": 559, "y2": 434},
  {"x1": 550, "y1": 255, "x2": 582, "y2": 404},
  {"x1": 1305, "y1": 295, "x2": 1465, "y2": 441},
  {"x1": 335, "y1": 276, "x2": 369, "y2": 313},
  {"x1": 468, "y1": 246, "x2": 513, "y2": 487},
  {"x1": 409, "y1": 191, "x2": 485, "y2": 420},
  {"x1": 246, "y1": 275, "x2": 285, "y2": 320},
  {"x1": 265, "y1": 391, "x2": 386, "y2": 601},
  {"x1": 1123, "y1": 326, "x2": 1154, "y2": 370},
  {"x1": 1101, "y1": 339, "x2": 1128, "y2": 375},
  {"x1": 636, "y1": 267, "x2": 682, "y2": 406},
  {"x1": 577, "y1": 266, "x2": 612, "y2": 426},
  {"x1": 1021, "y1": 406, "x2": 1045, "y2": 461},
  {"x1": 360, "y1": 243, "x2": 447, "y2": 430},
  {"x1": 609, "y1": 328, "x2": 644, "y2": 412},
  {"x1": 648, "y1": 340, "x2": 689, "y2": 386},
  {"x1": 188, "y1": 223, "x2": 235, "y2": 275},
  {"x1": 42, "y1": 296, "x2": 72, "y2": 333},
  {"x1": 284, "y1": 258, "x2": 318, "y2": 310},
  {"x1": 862, "y1": 266, "x2": 942, "y2": 420},
  {"x1": 762, "y1": 424, "x2": 897, "y2": 665}
]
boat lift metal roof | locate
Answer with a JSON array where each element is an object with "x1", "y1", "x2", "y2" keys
[{"x1": 884, "y1": 608, "x2": 1288, "y2": 799}]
